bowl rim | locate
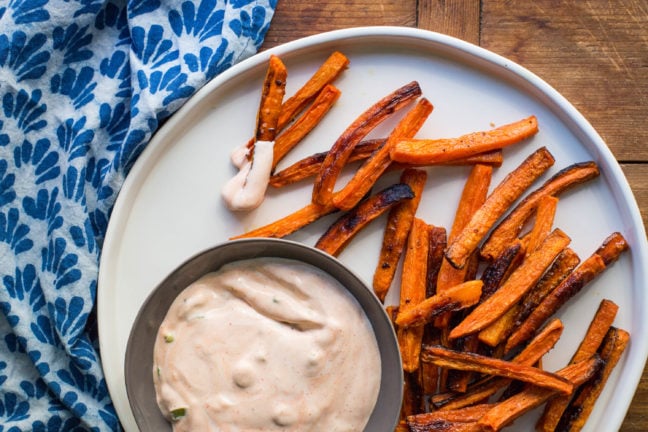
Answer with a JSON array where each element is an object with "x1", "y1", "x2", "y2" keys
[{"x1": 124, "y1": 237, "x2": 404, "y2": 431}]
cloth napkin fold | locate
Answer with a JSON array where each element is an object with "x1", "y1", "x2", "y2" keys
[{"x1": 0, "y1": 0, "x2": 275, "y2": 430}]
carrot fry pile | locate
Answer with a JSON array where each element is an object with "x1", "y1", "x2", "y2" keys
[{"x1": 226, "y1": 52, "x2": 631, "y2": 432}]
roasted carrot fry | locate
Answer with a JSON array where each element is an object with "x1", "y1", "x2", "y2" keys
[
  {"x1": 449, "y1": 228, "x2": 571, "y2": 340},
  {"x1": 390, "y1": 115, "x2": 538, "y2": 164},
  {"x1": 312, "y1": 81, "x2": 422, "y2": 205},
  {"x1": 537, "y1": 299, "x2": 619, "y2": 431},
  {"x1": 476, "y1": 356, "x2": 603, "y2": 432},
  {"x1": 401, "y1": 371, "x2": 423, "y2": 422},
  {"x1": 272, "y1": 84, "x2": 341, "y2": 168},
  {"x1": 269, "y1": 139, "x2": 384, "y2": 188},
  {"x1": 421, "y1": 345, "x2": 574, "y2": 395},
  {"x1": 332, "y1": 98, "x2": 434, "y2": 210},
  {"x1": 445, "y1": 147, "x2": 556, "y2": 269},
  {"x1": 513, "y1": 248, "x2": 581, "y2": 330},
  {"x1": 270, "y1": 145, "x2": 502, "y2": 188},
  {"x1": 426, "y1": 225, "x2": 448, "y2": 297},
  {"x1": 557, "y1": 327, "x2": 630, "y2": 432},
  {"x1": 277, "y1": 51, "x2": 349, "y2": 130},
  {"x1": 397, "y1": 218, "x2": 430, "y2": 372},
  {"x1": 480, "y1": 161, "x2": 600, "y2": 261},
  {"x1": 395, "y1": 280, "x2": 483, "y2": 329},
  {"x1": 255, "y1": 55, "x2": 287, "y2": 142},
  {"x1": 230, "y1": 202, "x2": 336, "y2": 239},
  {"x1": 314, "y1": 183, "x2": 414, "y2": 256},
  {"x1": 438, "y1": 318, "x2": 564, "y2": 411},
  {"x1": 525, "y1": 195, "x2": 559, "y2": 253},
  {"x1": 478, "y1": 304, "x2": 519, "y2": 347},
  {"x1": 435, "y1": 164, "x2": 493, "y2": 329},
  {"x1": 506, "y1": 232, "x2": 628, "y2": 353},
  {"x1": 479, "y1": 240, "x2": 525, "y2": 300},
  {"x1": 372, "y1": 169, "x2": 427, "y2": 302},
  {"x1": 407, "y1": 404, "x2": 494, "y2": 431}
]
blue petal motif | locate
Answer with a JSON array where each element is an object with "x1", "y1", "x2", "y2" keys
[
  {"x1": 169, "y1": 0, "x2": 224, "y2": 42},
  {"x1": 50, "y1": 67, "x2": 97, "y2": 109},
  {"x1": 3, "y1": 265, "x2": 45, "y2": 312},
  {"x1": 13, "y1": 138, "x2": 61, "y2": 185},
  {"x1": 52, "y1": 24, "x2": 94, "y2": 65},
  {"x1": 0, "y1": 208, "x2": 33, "y2": 255},
  {"x1": 40, "y1": 237, "x2": 81, "y2": 290},
  {"x1": 0, "y1": 160, "x2": 17, "y2": 207},
  {"x1": 0, "y1": 392, "x2": 30, "y2": 422},
  {"x1": 22, "y1": 187, "x2": 64, "y2": 236},
  {"x1": 132, "y1": 24, "x2": 179, "y2": 68},
  {"x1": 2, "y1": 89, "x2": 47, "y2": 134},
  {"x1": 7, "y1": 0, "x2": 50, "y2": 24},
  {"x1": 0, "y1": 31, "x2": 51, "y2": 81},
  {"x1": 57, "y1": 117, "x2": 94, "y2": 161}
]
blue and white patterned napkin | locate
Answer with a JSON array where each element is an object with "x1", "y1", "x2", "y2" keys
[{"x1": 0, "y1": 1, "x2": 275, "y2": 430}]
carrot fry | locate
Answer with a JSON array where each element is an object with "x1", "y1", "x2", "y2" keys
[
  {"x1": 407, "y1": 404, "x2": 494, "y2": 431},
  {"x1": 445, "y1": 147, "x2": 556, "y2": 269},
  {"x1": 537, "y1": 299, "x2": 619, "y2": 431},
  {"x1": 505, "y1": 232, "x2": 628, "y2": 352},
  {"x1": 438, "y1": 318, "x2": 564, "y2": 411},
  {"x1": 401, "y1": 371, "x2": 423, "y2": 421},
  {"x1": 513, "y1": 248, "x2": 581, "y2": 330},
  {"x1": 480, "y1": 161, "x2": 600, "y2": 261},
  {"x1": 397, "y1": 218, "x2": 430, "y2": 372},
  {"x1": 312, "y1": 81, "x2": 422, "y2": 205},
  {"x1": 230, "y1": 202, "x2": 337, "y2": 239},
  {"x1": 270, "y1": 145, "x2": 502, "y2": 188},
  {"x1": 372, "y1": 169, "x2": 427, "y2": 302},
  {"x1": 390, "y1": 115, "x2": 538, "y2": 164},
  {"x1": 478, "y1": 305, "x2": 519, "y2": 347},
  {"x1": 449, "y1": 228, "x2": 571, "y2": 340},
  {"x1": 476, "y1": 356, "x2": 603, "y2": 432},
  {"x1": 255, "y1": 55, "x2": 287, "y2": 142},
  {"x1": 479, "y1": 240, "x2": 525, "y2": 300},
  {"x1": 435, "y1": 164, "x2": 493, "y2": 329},
  {"x1": 557, "y1": 327, "x2": 630, "y2": 432},
  {"x1": 277, "y1": 51, "x2": 349, "y2": 130},
  {"x1": 272, "y1": 84, "x2": 341, "y2": 168},
  {"x1": 421, "y1": 345, "x2": 574, "y2": 395},
  {"x1": 525, "y1": 195, "x2": 559, "y2": 253},
  {"x1": 395, "y1": 280, "x2": 483, "y2": 329},
  {"x1": 426, "y1": 225, "x2": 448, "y2": 297},
  {"x1": 314, "y1": 183, "x2": 414, "y2": 257},
  {"x1": 269, "y1": 139, "x2": 384, "y2": 188},
  {"x1": 332, "y1": 98, "x2": 434, "y2": 210}
]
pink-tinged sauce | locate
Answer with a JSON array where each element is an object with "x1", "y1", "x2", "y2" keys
[
  {"x1": 153, "y1": 258, "x2": 381, "y2": 431},
  {"x1": 221, "y1": 140, "x2": 274, "y2": 211}
]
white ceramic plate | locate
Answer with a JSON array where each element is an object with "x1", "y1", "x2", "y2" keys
[{"x1": 98, "y1": 26, "x2": 648, "y2": 431}]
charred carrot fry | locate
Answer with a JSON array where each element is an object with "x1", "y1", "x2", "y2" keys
[
  {"x1": 421, "y1": 345, "x2": 574, "y2": 396},
  {"x1": 396, "y1": 280, "x2": 483, "y2": 329},
  {"x1": 230, "y1": 202, "x2": 337, "y2": 239},
  {"x1": 513, "y1": 248, "x2": 581, "y2": 330},
  {"x1": 372, "y1": 169, "x2": 427, "y2": 302},
  {"x1": 435, "y1": 164, "x2": 493, "y2": 329},
  {"x1": 272, "y1": 84, "x2": 341, "y2": 168},
  {"x1": 449, "y1": 228, "x2": 571, "y2": 340},
  {"x1": 255, "y1": 55, "x2": 287, "y2": 142},
  {"x1": 479, "y1": 240, "x2": 525, "y2": 300},
  {"x1": 390, "y1": 115, "x2": 538, "y2": 165},
  {"x1": 476, "y1": 356, "x2": 603, "y2": 432},
  {"x1": 445, "y1": 147, "x2": 556, "y2": 269},
  {"x1": 314, "y1": 183, "x2": 414, "y2": 257},
  {"x1": 505, "y1": 232, "x2": 628, "y2": 353},
  {"x1": 426, "y1": 225, "x2": 448, "y2": 297},
  {"x1": 557, "y1": 327, "x2": 630, "y2": 432},
  {"x1": 480, "y1": 161, "x2": 600, "y2": 261},
  {"x1": 332, "y1": 98, "x2": 434, "y2": 210},
  {"x1": 537, "y1": 299, "x2": 619, "y2": 431},
  {"x1": 277, "y1": 51, "x2": 349, "y2": 130},
  {"x1": 407, "y1": 404, "x2": 494, "y2": 431},
  {"x1": 269, "y1": 139, "x2": 384, "y2": 188},
  {"x1": 398, "y1": 218, "x2": 430, "y2": 372},
  {"x1": 312, "y1": 81, "x2": 422, "y2": 205},
  {"x1": 401, "y1": 371, "x2": 423, "y2": 422},
  {"x1": 438, "y1": 318, "x2": 564, "y2": 411}
]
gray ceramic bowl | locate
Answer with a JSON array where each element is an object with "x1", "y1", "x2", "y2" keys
[{"x1": 124, "y1": 238, "x2": 403, "y2": 431}]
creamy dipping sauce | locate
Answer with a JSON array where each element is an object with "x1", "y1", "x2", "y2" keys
[
  {"x1": 221, "y1": 140, "x2": 274, "y2": 211},
  {"x1": 153, "y1": 257, "x2": 381, "y2": 431}
]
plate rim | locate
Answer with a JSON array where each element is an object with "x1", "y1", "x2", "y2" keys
[{"x1": 98, "y1": 25, "x2": 648, "y2": 430}]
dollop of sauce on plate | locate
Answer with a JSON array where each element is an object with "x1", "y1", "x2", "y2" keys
[
  {"x1": 153, "y1": 257, "x2": 381, "y2": 431},
  {"x1": 221, "y1": 140, "x2": 274, "y2": 211}
]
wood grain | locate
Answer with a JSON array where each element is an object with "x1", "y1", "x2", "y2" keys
[
  {"x1": 480, "y1": 0, "x2": 648, "y2": 161},
  {"x1": 417, "y1": 0, "x2": 480, "y2": 44}
]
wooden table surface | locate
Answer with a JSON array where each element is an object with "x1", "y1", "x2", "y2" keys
[{"x1": 261, "y1": 1, "x2": 648, "y2": 430}]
